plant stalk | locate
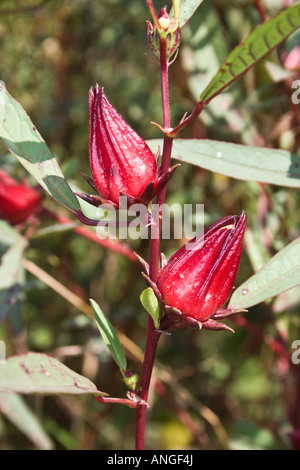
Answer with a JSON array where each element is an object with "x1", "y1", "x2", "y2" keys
[
  {"x1": 95, "y1": 395, "x2": 141, "y2": 409},
  {"x1": 135, "y1": 30, "x2": 173, "y2": 450}
]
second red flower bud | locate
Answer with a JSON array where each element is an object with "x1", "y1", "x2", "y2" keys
[{"x1": 143, "y1": 212, "x2": 247, "y2": 332}]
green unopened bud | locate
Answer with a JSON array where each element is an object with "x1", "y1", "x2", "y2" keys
[
  {"x1": 123, "y1": 369, "x2": 139, "y2": 391},
  {"x1": 146, "y1": 6, "x2": 181, "y2": 64}
]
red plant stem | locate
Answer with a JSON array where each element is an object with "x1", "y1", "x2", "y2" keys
[
  {"x1": 169, "y1": 101, "x2": 204, "y2": 137},
  {"x1": 146, "y1": 0, "x2": 160, "y2": 30},
  {"x1": 135, "y1": 322, "x2": 160, "y2": 449},
  {"x1": 42, "y1": 208, "x2": 137, "y2": 262},
  {"x1": 254, "y1": 0, "x2": 267, "y2": 23},
  {"x1": 135, "y1": 32, "x2": 173, "y2": 450},
  {"x1": 95, "y1": 395, "x2": 140, "y2": 409}
]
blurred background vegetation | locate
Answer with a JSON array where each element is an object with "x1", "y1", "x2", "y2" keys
[{"x1": 0, "y1": 0, "x2": 300, "y2": 450}]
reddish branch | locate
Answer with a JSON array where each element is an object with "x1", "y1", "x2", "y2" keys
[
  {"x1": 42, "y1": 208, "x2": 138, "y2": 262},
  {"x1": 254, "y1": 0, "x2": 267, "y2": 23},
  {"x1": 135, "y1": 21, "x2": 174, "y2": 450}
]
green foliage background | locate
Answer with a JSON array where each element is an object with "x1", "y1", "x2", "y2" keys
[{"x1": 0, "y1": 0, "x2": 300, "y2": 450}]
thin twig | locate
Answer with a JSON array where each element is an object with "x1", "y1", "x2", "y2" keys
[
  {"x1": 42, "y1": 208, "x2": 138, "y2": 262},
  {"x1": 254, "y1": 0, "x2": 267, "y2": 23},
  {"x1": 95, "y1": 395, "x2": 142, "y2": 409},
  {"x1": 135, "y1": 17, "x2": 174, "y2": 450}
]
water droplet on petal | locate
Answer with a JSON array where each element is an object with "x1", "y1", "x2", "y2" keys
[
  {"x1": 217, "y1": 151, "x2": 222, "y2": 158},
  {"x1": 242, "y1": 288, "x2": 248, "y2": 295}
]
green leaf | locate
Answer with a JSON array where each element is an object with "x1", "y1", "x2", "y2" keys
[
  {"x1": 181, "y1": 1, "x2": 261, "y2": 145},
  {"x1": 140, "y1": 287, "x2": 161, "y2": 329},
  {"x1": 244, "y1": 229, "x2": 271, "y2": 273},
  {"x1": 199, "y1": 3, "x2": 300, "y2": 105},
  {"x1": 272, "y1": 285, "x2": 300, "y2": 313},
  {"x1": 147, "y1": 139, "x2": 300, "y2": 188},
  {"x1": 0, "y1": 221, "x2": 27, "y2": 323},
  {"x1": 0, "y1": 352, "x2": 106, "y2": 395},
  {"x1": 229, "y1": 237, "x2": 300, "y2": 310},
  {"x1": 90, "y1": 299, "x2": 127, "y2": 372},
  {"x1": 0, "y1": 393, "x2": 54, "y2": 449},
  {"x1": 170, "y1": 0, "x2": 205, "y2": 28},
  {"x1": 0, "y1": 83, "x2": 80, "y2": 213}
]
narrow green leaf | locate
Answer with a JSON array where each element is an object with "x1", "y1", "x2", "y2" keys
[
  {"x1": 140, "y1": 288, "x2": 161, "y2": 329},
  {"x1": 0, "y1": 393, "x2": 54, "y2": 449},
  {"x1": 170, "y1": 0, "x2": 205, "y2": 28},
  {"x1": 0, "y1": 222, "x2": 27, "y2": 291},
  {"x1": 0, "y1": 83, "x2": 80, "y2": 213},
  {"x1": 244, "y1": 229, "x2": 271, "y2": 273},
  {"x1": 90, "y1": 299, "x2": 127, "y2": 372},
  {"x1": 181, "y1": 1, "x2": 262, "y2": 146},
  {"x1": 199, "y1": 3, "x2": 300, "y2": 105},
  {"x1": 0, "y1": 352, "x2": 106, "y2": 395},
  {"x1": 229, "y1": 237, "x2": 300, "y2": 310},
  {"x1": 147, "y1": 139, "x2": 300, "y2": 188},
  {"x1": 0, "y1": 221, "x2": 27, "y2": 323}
]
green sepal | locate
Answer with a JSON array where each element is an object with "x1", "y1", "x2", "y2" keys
[{"x1": 140, "y1": 287, "x2": 162, "y2": 330}]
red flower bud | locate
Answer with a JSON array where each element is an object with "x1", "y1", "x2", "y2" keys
[
  {"x1": 78, "y1": 85, "x2": 176, "y2": 209},
  {"x1": 156, "y1": 212, "x2": 247, "y2": 331},
  {"x1": 0, "y1": 169, "x2": 41, "y2": 225}
]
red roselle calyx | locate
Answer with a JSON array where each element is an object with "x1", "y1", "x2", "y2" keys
[
  {"x1": 0, "y1": 169, "x2": 41, "y2": 225},
  {"x1": 145, "y1": 212, "x2": 247, "y2": 332},
  {"x1": 77, "y1": 85, "x2": 177, "y2": 209}
]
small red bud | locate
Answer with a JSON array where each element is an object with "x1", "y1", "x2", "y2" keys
[
  {"x1": 0, "y1": 169, "x2": 41, "y2": 225},
  {"x1": 156, "y1": 212, "x2": 247, "y2": 330},
  {"x1": 157, "y1": 6, "x2": 171, "y2": 31},
  {"x1": 146, "y1": 7, "x2": 181, "y2": 62}
]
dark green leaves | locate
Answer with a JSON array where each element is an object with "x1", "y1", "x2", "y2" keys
[
  {"x1": 0, "y1": 221, "x2": 27, "y2": 324},
  {"x1": 0, "y1": 83, "x2": 80, "y2": 213},
  {"x1": 0, "y1": 352, "x2": 106, "y2": 395},
  {"x1": 229, "y1": 237, "x2": 300, "y2": 310},
  {"x1": 199, "y1": 3, "x2": 300, "y2": 106}
]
